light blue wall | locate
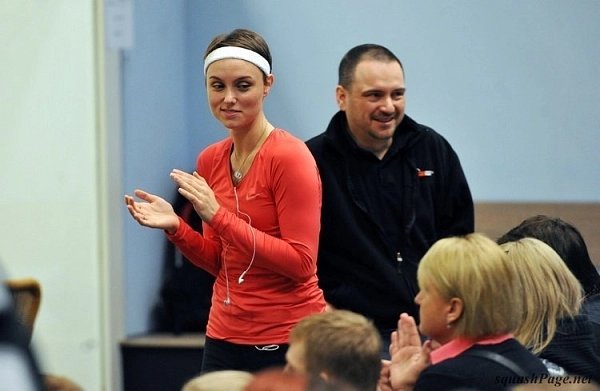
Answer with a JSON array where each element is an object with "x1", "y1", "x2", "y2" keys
[
  {"x1": 123, "y1": 0, "x2": 600, "y2": 334},
  {"x1": 122, "y1": 1, "x2": 190, "y2": 334}
]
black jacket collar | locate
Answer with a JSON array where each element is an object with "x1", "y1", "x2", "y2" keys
[{"x1": 322, "y1": 111, "x2": 424, "y2": 159}]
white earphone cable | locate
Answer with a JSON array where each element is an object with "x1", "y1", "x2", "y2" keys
[{"x1": 233, "y1": 187, "x2": 256, "y2": 284}]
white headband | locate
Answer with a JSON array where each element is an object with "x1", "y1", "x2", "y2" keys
[{"x1": 204, "y1": 46, "x2": 271, "y2": 76}]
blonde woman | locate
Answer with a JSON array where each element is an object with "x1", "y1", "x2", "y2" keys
[
  {"x1": 497, "y1": 215, "x2": 600, "y2": 326},
  {"x1": 501, "y1": 238, "x2": 600, "y2": 383},
  {"x1": 383, "y1": 233, "x2": 547, "y2": 391}
]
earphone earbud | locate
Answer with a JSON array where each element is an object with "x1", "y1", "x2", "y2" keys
[{"x1": 238, "y1": 270, "x2": 248, "y2": 285}]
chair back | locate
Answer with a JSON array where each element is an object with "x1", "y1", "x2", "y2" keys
[{"x1": 4, "y1": 278, "x2": 41, "y2": 343}]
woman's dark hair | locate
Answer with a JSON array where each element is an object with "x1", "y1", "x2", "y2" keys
[
  {"x1": 497, "y1": 215, "x2": 600, "y2": 297},
  {"x1": 204, "y1": 28, "x2": 272, "y2": 79}
]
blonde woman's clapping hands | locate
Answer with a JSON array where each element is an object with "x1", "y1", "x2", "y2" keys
[{"x1": 386, "y1": 313, "x2": 433, "y2": 391}]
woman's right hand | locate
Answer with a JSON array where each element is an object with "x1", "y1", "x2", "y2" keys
[{"x1": 124, "y1": 189, "x2": 179, "y2": 234}]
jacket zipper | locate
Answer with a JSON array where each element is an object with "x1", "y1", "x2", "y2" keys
[{"x1": 396, "y1": 251, "x2": 403, "y2": 274}]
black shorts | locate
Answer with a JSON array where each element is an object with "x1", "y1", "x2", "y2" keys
[{"x1": 201, "y1": 336, "x2": 288, "y2": 373}]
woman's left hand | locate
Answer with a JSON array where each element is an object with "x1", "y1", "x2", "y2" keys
[
  {"x1": 388, "y1": 313, "x2": 432, "y2": 391},
  {"x1": 170, "y1": 169, "x2": 220, "y2": 222}
]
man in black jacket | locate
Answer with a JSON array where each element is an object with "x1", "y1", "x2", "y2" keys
[{"x1": 306, "y1": 44, "x2": 474, "y2": 354}]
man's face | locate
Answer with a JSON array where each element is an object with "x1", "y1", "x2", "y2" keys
[
  {"x1": 284, "y1": 340, "x2": 306, "y2": 375},
  {"x1": 336, "y1": 59, "x2": 406, "y2": 150}
]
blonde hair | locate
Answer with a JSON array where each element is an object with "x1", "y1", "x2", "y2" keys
[
  {"x1": 418, "y1": 233, "x2": 522, "y2": 338},
  {"x1": 289, "y1": 310, "x2": 381, "y2": 391},
  {"x1": 181, "y1": 370, "x2": 253, "y2": 391},
  {"x1": 500, "y1": 238, "x2": 583, "y2": 354},
  {"x1": 244, "y1": 369, "x2": 308, "y2": 391}
]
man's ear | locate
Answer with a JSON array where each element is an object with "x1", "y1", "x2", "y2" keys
[{"x1": 335, "y1": 85, "x2": 347, "y2": 111}]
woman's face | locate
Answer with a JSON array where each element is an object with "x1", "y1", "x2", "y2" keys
[
  {"x1": 414, "y1": 279, "x2": 454, "y2": 344},
  {"x1": 205, "y1": 58, "x2": 272, "y2": 131}
]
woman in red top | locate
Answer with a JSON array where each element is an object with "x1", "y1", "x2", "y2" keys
[{"x1": 125, "y1": 28, "x2": 325, "y2": 372}]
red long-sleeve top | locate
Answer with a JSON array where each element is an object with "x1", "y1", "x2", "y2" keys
[{"x1": 167, "y1": 129, "x2": 326, "y2": 344}]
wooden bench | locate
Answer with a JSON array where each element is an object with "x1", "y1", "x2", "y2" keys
[{"x1": 121, "y1": 333, "x2": 205, "y2": 390}]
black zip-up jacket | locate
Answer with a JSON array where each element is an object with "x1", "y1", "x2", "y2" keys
[{"x1": 306, "y1": 111, "x2": 474, "y2": 329}]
